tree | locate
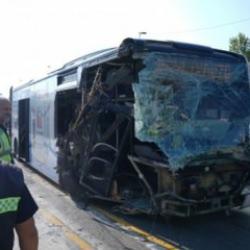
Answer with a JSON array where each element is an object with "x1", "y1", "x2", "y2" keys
[{"x1": 229, "y1": 32, "x2": 250, "y2": 60}]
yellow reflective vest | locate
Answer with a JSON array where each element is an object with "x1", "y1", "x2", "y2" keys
[{"x1": 0, "y1": 127, "x2": 12, "y2": 164}]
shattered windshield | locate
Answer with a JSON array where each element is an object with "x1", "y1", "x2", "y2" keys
[{"x1": 133, "y1": 52, "x2": 250, "y2": 170}]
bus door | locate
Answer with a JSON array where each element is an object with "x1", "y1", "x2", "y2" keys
[{"x1": 18, "y1": 98, "x2": 30, "y2": 162}]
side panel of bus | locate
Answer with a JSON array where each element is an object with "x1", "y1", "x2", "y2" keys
[{"x1": 12, "y1": 76, "x2": 59, "y2": 182}]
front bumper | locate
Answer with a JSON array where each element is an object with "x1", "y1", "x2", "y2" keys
[{"x1": 160, "y1": 194, "x2": 245, "y2": 217}]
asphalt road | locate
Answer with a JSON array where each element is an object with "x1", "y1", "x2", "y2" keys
[
  {"x1": 14, "y1": 161, "x2": 250, "y2": 250},
  {"x1": 112, "y1": 193, "x2": 250, "y2": 250}
]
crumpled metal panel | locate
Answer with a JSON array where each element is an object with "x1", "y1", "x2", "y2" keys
[{"x1": 133, "y1": 52, "x2": 250, "y2": 170}]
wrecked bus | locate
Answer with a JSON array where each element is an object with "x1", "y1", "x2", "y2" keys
[{"x1": 11, "y1": 38, "x2": 250, "y2": 217}]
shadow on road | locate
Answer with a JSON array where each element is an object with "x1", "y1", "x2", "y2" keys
[{"x1": 120, "y1": 207, "x2": 250, "y2": 250}]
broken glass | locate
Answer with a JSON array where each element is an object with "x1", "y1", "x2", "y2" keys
[{"x1": 133, "y1": 52, "x2": 250, "y2": 169}]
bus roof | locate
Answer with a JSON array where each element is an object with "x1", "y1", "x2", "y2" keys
[
  {"x1": 54, "y1": 38, "x2": 245, "y2": 73},
  {"x1": 13, "y1": 38, "x2": 246, "y2": 91}
]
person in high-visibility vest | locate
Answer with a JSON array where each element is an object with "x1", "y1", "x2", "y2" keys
[{"x1": 0, "y1": 97, "x2": 12, "y2": 163}]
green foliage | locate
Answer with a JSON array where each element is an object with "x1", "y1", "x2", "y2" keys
[{"x1": 229, "y1": 32, "x2": 250, "y2": 60}]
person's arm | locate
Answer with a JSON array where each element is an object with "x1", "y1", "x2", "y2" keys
[
  {"x1": 14, "y1": 176, "x2": 39, "y2": 250},
  {"x1": 15, "y1": 217, "x2": 38, "y2": 250}
]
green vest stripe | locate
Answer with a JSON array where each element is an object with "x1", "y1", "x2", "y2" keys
[
  {"x1": 0, "y1": 128, "x2": 12, "y2": 163},
  {"x1": 0, "y1": 197, "x2": 21, "y2": 214}
]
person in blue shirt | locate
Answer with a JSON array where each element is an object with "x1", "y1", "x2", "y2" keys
[{"x1": 0, "y1": 163, "x2": 38, "y2": 250}]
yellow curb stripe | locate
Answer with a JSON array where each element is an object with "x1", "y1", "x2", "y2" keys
[
  {"x1": 40, "y1": 209, "x2": 93, "y2": 250},
  {"x1": 65, "y1": 231, "x2": 92, "y2": 249},
  {"x1": 94, "y1": 207, "x2": 179, "y2": 250}
]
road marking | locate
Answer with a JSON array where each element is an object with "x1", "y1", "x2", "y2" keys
[
  {"x1": 40, "y1": 209, "x2": 93, "y2": 250},
  {"x1": 94, "y1": 207, "x2": 180, "y2": 250}
]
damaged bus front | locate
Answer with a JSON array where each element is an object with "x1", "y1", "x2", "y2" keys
[{"x1": 58, "y1": 38, "x2": 250, "y2": 217}]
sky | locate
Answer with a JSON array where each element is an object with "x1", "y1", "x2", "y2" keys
[{"x1": 0, "y1": 0, "x2": 250, "y2": 97}]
